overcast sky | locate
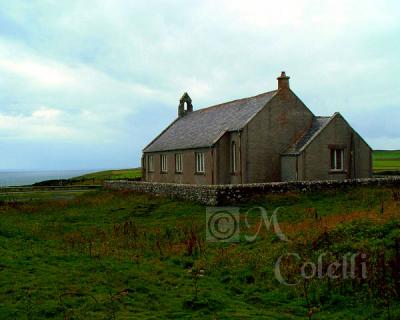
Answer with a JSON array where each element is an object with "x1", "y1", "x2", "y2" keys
[{"x1": 0, "y1": 0, "x2": 399, "y2": 170}]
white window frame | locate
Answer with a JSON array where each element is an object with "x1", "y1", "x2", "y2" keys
[
  {"x1": 148, "y1": 155, "x2": 154, "y2": 172},
  {"x1": 231, "y1": 141, "x2": 237, "y2": 173},
  {"x1": 195, "y1": 152, "x2": 205, "y2": 173},
  {"x1": 160, "y1": 154, "x2": 168, "y2": 173},
  {"x1": 175, "y1": 153, "x2": 183, "y2": 173},
  {"x1": 330, "y1": 148, "x2": 344, "y2": 171}
]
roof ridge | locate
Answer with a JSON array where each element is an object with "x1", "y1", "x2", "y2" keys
[
  {"x1": 143, "y1": 89, "x2": 278, "y2": 153},
  {"x1": 193, "y1": 90, "x2": 278, "y2": 113}
]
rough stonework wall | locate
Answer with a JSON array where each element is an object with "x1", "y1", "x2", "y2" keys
[
  {"x1": 143, "y1": 148, "x2": 214, "y2": 185},
  {"x1": 299, "y1": 114, "x2": 372, "y2": 181},
  {"x1": 212, "y1": 131, "x2": 242, "y2": 184},
  {"x1": 104, "y1": 177, "x2": 400, "y2": 205},
  {"x1": 245, "y1": 89, "x2": 314, "y2": 183},
  {"x1": 352, "y1": 132, "x2": 373, "y2": 178},
  {"x1": 281, "y1": 155, "x2": 297, "y2": 181},
  {"x1": 105, "y1": 180, "x2": 219, "y2": 205},
  {"x1": 214, "y1": 133, "x2": 230, "y2": 184}
]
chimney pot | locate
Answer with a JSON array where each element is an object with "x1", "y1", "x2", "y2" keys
[{"x1": 277, "y1": 71, "x2": 290, "y2": 90}]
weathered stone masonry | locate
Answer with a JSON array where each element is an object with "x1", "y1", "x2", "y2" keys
[{"x1": 104, "y1": 177, "x2": 400, "y2": 206}]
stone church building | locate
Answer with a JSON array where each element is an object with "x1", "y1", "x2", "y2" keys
[{"x1": 142, "y1": 72, "x2": 372, "y2": 185}]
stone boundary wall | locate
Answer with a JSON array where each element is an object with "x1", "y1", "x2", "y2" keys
[
  {"x1": 104, "y1": 180, "x2": 219, "y2": 205},
  {"x1": 104, "y1": 177, "x2": 400, "y2": 206}
]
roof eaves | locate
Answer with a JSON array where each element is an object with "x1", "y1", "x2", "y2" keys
[
  {"x1": 212, "y1": 129, "x2": 229, "y2": 145},
  {"x1": 144, "y1": 145, "x2": 214, "y2": 153},
  {"x1": 297, "y1": 113, "x2": 337, "y2": 154}
]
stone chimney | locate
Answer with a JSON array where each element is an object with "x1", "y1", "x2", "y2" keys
[
  {"x1": 277, "y1": 71, "x2": 290, "y2": 90},
  {"x1": 178, "y1": 92, "x2": 193, "y2": 117}
]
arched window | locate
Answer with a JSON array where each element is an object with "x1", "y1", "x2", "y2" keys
[{"x1": 231, "y1": 141, "x2": 237, "y2": 173}]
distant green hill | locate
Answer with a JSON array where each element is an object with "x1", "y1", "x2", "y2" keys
[
  {"x1": 373, "y1": 150, "x2": 400, "y2": 175},
  {"x1": 71, "y1": 168, "x2": 141, "y2": 184},
  {"x1": 32, "y1": 168, "x2": 141, "y2": 186}
]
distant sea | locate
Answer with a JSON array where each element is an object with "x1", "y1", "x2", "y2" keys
[{"x1": 0, "y1": 170, "x2": 98, "y2": 187}]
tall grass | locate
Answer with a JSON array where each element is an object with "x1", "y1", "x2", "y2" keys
[{"x1": 1, "y1": 187, "x2": 400, "y2": 319}]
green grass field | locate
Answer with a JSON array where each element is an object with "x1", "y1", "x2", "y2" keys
[
  {"x1": 72, "y1": 168, "x2": 141, "y2": 182},
  {"x1": 0, "y1": 189, "x2": 97, "y2": 202},
  {"x1": 373, "y1": 150, "x2": 400, "y2": 174},
  {"x1": 33, "y1": 168, "x2": 142, "y2": 186},
  {"x1": 1, "y1": 187, "x2": 400, "y2": 319}
]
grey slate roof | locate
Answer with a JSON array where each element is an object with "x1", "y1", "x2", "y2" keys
[
  {"x1": 283, "y1": 116, "x2": 333, "y2": 155},
  {"x1": 143, "y1": 90, "x2": 278, "y2": 153}
]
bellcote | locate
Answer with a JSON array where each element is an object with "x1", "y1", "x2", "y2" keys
[{"x1": 178, "y1": 92, "x2": 193, "y2": 117}]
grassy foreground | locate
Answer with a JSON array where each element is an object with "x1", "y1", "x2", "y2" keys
[{"x1": 1, "y1": 187, "x2": 400, "y2": 319}]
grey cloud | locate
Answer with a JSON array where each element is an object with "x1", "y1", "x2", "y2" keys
[{"x1": 0, "y1": 0, "x2": 399, "y2": 169}]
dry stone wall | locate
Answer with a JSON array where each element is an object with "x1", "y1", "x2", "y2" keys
[
  {"x1": 104, "y1": 180, "x2": 219, "y2": 205},
  {"x1": 104, "y1": 177, "x2": 400, "y2": 206}
]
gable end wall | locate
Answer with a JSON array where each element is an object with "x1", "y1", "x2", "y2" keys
[
  {"x1": 244, "y1": 89, "x2": 314, "y2": 183},
  {"x1": 298, "y1": 114, "x2": 372, "y2": 180}
]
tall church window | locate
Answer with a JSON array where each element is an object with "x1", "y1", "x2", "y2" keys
[
  {"x1": 160, "y1": 154, "x2": 168, "y2": 173},
  {"x1": 330, "y1": 149, "x2": 344, "y2": 171},
  {"x1": 175, "y1": 153, "x2": 183, "y2": 173},
  {"x1": 195, "y1": 152, "x2": 205, "y2": 173},
  {"x1": 148, "y1": 155, "x2": 154, "y2": 172},
  {"x1": 231, "y1": 142, "x2": 237, "y2": 173}
]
